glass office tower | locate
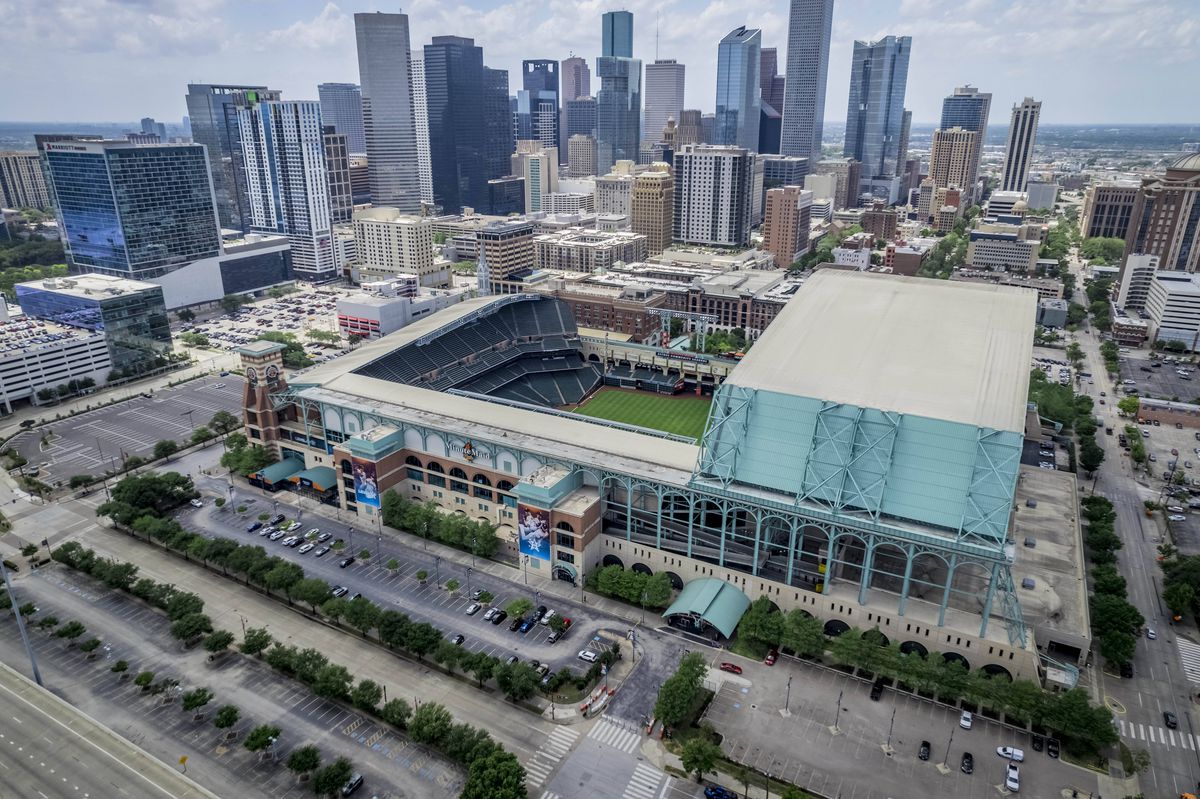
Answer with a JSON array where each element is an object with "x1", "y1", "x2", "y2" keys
[
  {"x1": 715, "y1": 27, "x2": 762, "y2": 152},
  {"x1": 843, "y1": 35, "x2": 912, "y2": 200},
  {"x1": 317, "y1": 83, "x2": 366, "y2": 154}
]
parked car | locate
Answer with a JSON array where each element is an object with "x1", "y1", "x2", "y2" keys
[
  {"x1": 1164, "y1": 711, "x2": 1179, "y2": 729},
  {"x1": 540, "y1": 610, "x2": 556, "y2": 626},
  {"x1": 519, "y1": 618, "x2": 536, "y2": 633},
  {"x1": 331, "y1": 585, "x2": 349, "y2": 598},
  {"x1": 1030, "y1": 734, "x2": 1044, "y2": 752},
  {"x1": 259, "y1": 526, "x2": 275, "y2": 537},
  {"x1": 465, "y1": 603, "x2": 481, "y2": 616},
  {"x1": 189, "y1": 498, "x2": 203, "y2": 508},
  {"x1": 1147, "y1": 628, "x2": 1158, "y2": 639},
  {"x1": 341, "y1": 773, "x2": 363, "y2": 796},
  {"x1": 918, "y1": 740, "x2": 931, "y2": 761},
  {"x1": 764, "y1": 650, "x2": 778, "y2": 666},
  {"x1": 490, "y1": 610, "x2": 508, "y2": 626},
  {"x1": 719, "y1": 662, "x2": 743, "y2": 674},
  {"x1": 996, "y1": 746, "x2": 1024, "y2": 762},
  {"x1": 269, "y1": 530, "x2": 286, "y2": 541},
  {"x1": 1119, "y1": 662, "x2": 1134, "y2": 678},
  {"x1": 870, "y1": 679, "x2": 885, "y2": 701},
  {"x1": 960, "y1": 752, "x2": 974, "y2": 774},
  {"x1": 314, "y1": 545, "x2": 330, "y2": 557},
  {"x1": 246, "y1": 521, "x2": 263, "y2": 533},
  {"x1": 338, "y1": 556, "x2": 356, "y2": 568},
  {"x1": 284, "y1": 521, "x2": 302, "y2": 532},
  {"x1": 317, "y1": 532, "x2": 333, "y2": 543},
  {"x1": 1005, "y1": 763, "x2": 1019, "y2": 792},
  {"x1": 578, "y1": 650, "x2": 598, "y2": 663},
  {"x1": 704, "y1": 786, "x2": 738, "y2": 799},
  {"x1": 508, "y1": 617, "x2": 524, "y2": 632},
  {"x1": 482, "y1": 608, "x2": 498, "y2": 621},
  {"x1": 1170, "y1": 515, "x2": 1188, "y2": 522},
  {"x1": 269, "y1": 514, "x2": 285, "y2": 525},
  {"x1": 306, "y1": 528, "x2": 321, "y2": 538},
  {"x1": 959, "y1": 710, "x2": 973, "y2": 730},
  {"x1": 450, "y1": 634, "x2": 465, "y2": 646},
  {"x1": 470, "y1": 589, "x2": 485, "y2": 601},
  {"x1": 534, "y1": 605, "x2": 548, "y2": 622},
  {"x1": 1046, "y1": 738, "x2": 1060, "y2": 759},
  {"x1": 504, "y1": 655, "x2": 518, "y2": 665}
]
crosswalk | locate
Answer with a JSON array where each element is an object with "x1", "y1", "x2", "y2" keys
[
  {"x1": 525, "y1": 726, "x2": 580, "y2": 788},
  {"x1": 1178, "y1": 639, "x2": 1200, "y2": 683},
  {"x1": 539, "y1": 793, "x2": 562, "y2": 799},
  {"x1": 587, "y1": 715, "x2": 643, "y2": 755},
  {"x1": 623, "y1": 762, "x2": 671, "y2": 799},
  {"x1": 1118, "y1": 719, "x2": 1198, "y2": 749}
]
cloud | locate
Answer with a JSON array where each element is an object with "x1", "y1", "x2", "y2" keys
[
  {"x1": 0, "y1": 0, "x2": 228, "y2": 56},
  {"x1": 260, "y1": 2, "x2": 352, "y2": 51}
]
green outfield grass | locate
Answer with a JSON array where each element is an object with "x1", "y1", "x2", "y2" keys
[{"x1": 573, "y1": 388, "x2": 711, "y2": 440}]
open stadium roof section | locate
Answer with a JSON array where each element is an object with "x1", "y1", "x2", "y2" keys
[{"x1": 727, "y1": 270, "x2": 1037, "y2": 434}]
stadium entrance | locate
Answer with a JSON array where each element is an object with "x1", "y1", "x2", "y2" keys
[{"x1": 553, "y1": 564, "x2": 577, "y2": 585}]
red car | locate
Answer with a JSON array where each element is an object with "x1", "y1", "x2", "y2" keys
[
  {"x1": 763, "y1": 650, "x2": 778, "y2": 666},
  {"x1": 718, "y1": 662, "x2": 742, "y2": 674}
]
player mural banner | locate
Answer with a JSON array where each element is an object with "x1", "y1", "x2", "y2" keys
[
  {"x1": 517, "y1": 504, "x2": 551, "y2": 561},
  {"x1": 352, "y1": 457, "x2": 380, "y2": 508}
]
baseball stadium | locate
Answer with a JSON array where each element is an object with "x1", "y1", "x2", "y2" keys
[{"x1": 237, "y1": 269, "x2": 1089, "y2": 684}]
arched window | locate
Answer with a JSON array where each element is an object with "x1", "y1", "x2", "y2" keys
[
  {"x1": 405, "y1": 455, "x2": 422, "y2": 468},
  {"x1": 340, "y1": 459, "x2": 353, "y2": 474},
  {"x1": 427, "y1": 462, "x2": 445, "y2": 473},
  {"x1": 449, "y1": 467, "x2": 468, "y2": 480},
  {"x1": 472, "y1": 474, "x2": 492, "y2": 486},
  {"x1": 497, "y1": 480, "x2": 515, "y2": 492},
  {"x1": 555, "y1": 521, "x2": 575, "y2": 533}
]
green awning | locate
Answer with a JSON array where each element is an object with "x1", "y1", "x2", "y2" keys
[
  {"x1": 255, "y1": 458, "x2": 305, "y2": 484},
  {"x1": 661, "y1": 577, "x2": 751, "y2": 638},
  {"x1": 290, "y1": 466, "x2": 337, "y2": 492}
]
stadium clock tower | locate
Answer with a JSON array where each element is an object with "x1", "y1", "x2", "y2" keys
[{"x1": 235, "y1": 341, "x2": 288, "y2": 456}]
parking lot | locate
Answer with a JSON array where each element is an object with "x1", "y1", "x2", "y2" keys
[
  {"x1": 180, "y1": 287, "x2": 348, "y2": 364},
  {"x1": 1120, "y1": 355, "x2": 1200, "y2": 403},
  {"x1": 8, "y1": 377, "x2": 243, "y2": 486}
]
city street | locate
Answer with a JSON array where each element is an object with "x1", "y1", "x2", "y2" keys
[{"x1": 1069, "y1": 260, "x2": 1200, "y2": 798}]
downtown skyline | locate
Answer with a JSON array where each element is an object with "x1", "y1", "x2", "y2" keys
[{"x1": 2, "y1": 0, "x2": 1197, "y2": 125}]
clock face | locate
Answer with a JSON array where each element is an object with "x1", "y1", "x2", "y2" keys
[
  {"x1": 246, "y1": 367, "x2": 259, "y2": 385},
  {"x1": 265, "y1": 365, "x2": 280, "y2": 382}
]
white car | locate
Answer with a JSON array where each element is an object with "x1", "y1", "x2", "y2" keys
[
  {"x1": 284, "y1": 521, "x2": 302, "y2": 532},
  {"x1": 1170, "y1": 515, "x2": 1187, "y2": 522},
  {"x1": 996, "y1": 746, "x2": 1024, "y2": 762},
  {"x1": 1147, "y1": 628, "x2": 1157, "y2": 639},
  {"x1": 298, "y1": 542, "x2": 315, "y2": 554},
  {"x1": 482, "y1": 607, "x2": 499, "y2": 621},
  {"x1": 189, "y1": 498, "x2": 203, "y2": 508},
  {"x1": 578, "y1": 650, "x2": 598, "y2": 663},
  {"x1": 959, "y1": 710, "x2": 973, "y2": 730},
  {"x1": 280, "y1": 535, "x2": 298, "y2": 547},
  {"x1": 1005, "y1": 762, "x2": 1020, "y2": 792},
  {"x1": 306, "y1": 527, "x2": 321, "y2": 538}
]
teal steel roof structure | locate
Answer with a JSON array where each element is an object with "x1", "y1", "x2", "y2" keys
[
  {"x1": 290, "y1": 466, "x2": 337, "y2": 491},
  {"x1": 661, "y1": 577, "x2": 752, "y2": 638},
  {"x1": 254, "y1": 458, "x2": 304, "y2": 483}
]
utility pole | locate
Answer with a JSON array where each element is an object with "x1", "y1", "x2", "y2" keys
[{"x1": 1, "y1": 559, "x2": 42, "y2": 686}]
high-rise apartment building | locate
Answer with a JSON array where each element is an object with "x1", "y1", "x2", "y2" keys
[
  {"x1": 0, "y1": 152, "x2": 51, "y2": 209},
  {"x1": 238, "y1": 100, "x2": 335, "y2": 280},
  {"x1": 1080, "y1": 183, "x2": 1139, "y2": 241},
  {"x1": 631, "y1": 163, "x2": 674, "y2": 256},
  {"x1": 645, "y1": 60, "x2": 685, "y2": 147},
  {"x1": 596, "y1": 55, "x2": 642, "y2": 175},
  {"x1": 673, "y1": 144, "x2": 754, "y2": 247},
  {"x1": 1122, "y1": 154, "x2": 1200, "y2": 273},
  {"x1": 939, "y1": 85, "x2": 991, "y2": 203},
  {"x1": 352, "y1": 207, "x2": 438, "y2": 284},
  {"x1": 511, "y1": 140, "x2": 559, "y2": 213},
  {"x1": 843, "y1": 35, "x2": 911, "y2": 203},
  {"x1": 483, "y1": 67, "x2": 516, "y2": 195},
  {"x1": 811, "y1": 158, "x2": 861, "y2": 210},
  {"x1": 596, "y1": 161, "x2": 637, "y2": 222},
  {"x1": 409, "y1": 55, "x2": 434, "y2": 206},
  {"x1": 781, "y1": 0, "x2": 834, "y2": 161},
  {"x1": 1000, "y1": 97, "x2": 1041, "y2": 193},
  {"x1": 928, "y1": 127, "x2": 978, "y2": 195},
  {"x1": 324, "y1": 126, "x2": 354, "y2": 224},
  {"x1": 568, "y1": 135, "x2": 597, "y2": 177},
  {"x1": 317, "y1": 83, "x2": 366, "y2": 154},
  {"x1": 140, "y1": 117, "x2": 168, "y2": 141},
  {"x1": 185, "y1": 83, "x2": 279, "y2": 232},
  {"x1": 715, "y1": 27, "x2": 762, "y2": 152},
  {"x1": 354, "y1": 12, "x2": 422, "y2": 213},
  {"x1": 602, "y1": 10, "x2": 634, "y2": 58},
  {"x1": 763, "y1": 185, "x2": 813, "y2": 266},
  {"x1": 42, "y1": 140, "x2": 220, "y2": 279}
]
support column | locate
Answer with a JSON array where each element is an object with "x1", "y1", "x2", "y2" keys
[
  {"x1": 897, "y1": 546, "x2": 915, "y2": 616},
  {"x1": 686, "y1": 497, "x2": 695, "y2": 558},
  {"x1": 937, "y1": 554, "x2": 958, "y2": 627},
  {"x1": 717, "y1": 503, "x2": 727, "y2": 570},
  {"x1": 624, "y1": 479, "x2": 633, "y2": 541},
  {"x1": 784, "y1": 520, "x2": 799, "y2": 587},
  {"x1": 858, "y1": 536, "x2": 876, "y2": 606},
  {"x1": 655, "y1": 489, "x2": 664, "y2": 550},
  {"x1": 979, "y1": 562, "x2": 1001, "y2": 639},
  {"x1": 751, "y1": 513, "x2": 762, "y2": 577}
]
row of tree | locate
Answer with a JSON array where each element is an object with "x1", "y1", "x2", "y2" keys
[
  {"x1": 584, "y1": 564, "x2": 672, "y2": 610},
  {"x1": 1081, "y1": 496, "x2": 1144, "y2": 668},
  {"x1": 732, "y1": 596, "x2": 1118, "y2": 757},
  {"x1": 220, "y1": 432, "x2": 276, "y2": 478},
  {"x1": 380, "y1": 491, "x2": 499, "y2": 559},
  {"x1": 653, "y1": 651, "x2": 708, "y2": 730}
]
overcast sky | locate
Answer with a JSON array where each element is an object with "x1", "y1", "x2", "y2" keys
[{"x1": 2, "y1": 0, "x2": 1197, "y2": 125}]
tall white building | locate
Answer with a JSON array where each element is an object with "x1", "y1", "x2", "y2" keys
[
  {"x1": 352, "y1": 207, "x2": 444, "y2": 286},
  {"x1": 355, "y1": 11, "x2": 422, "y2": 212},
  {"x1": 511, "y1": 141, "x2": 560, "y2": 213},
  {"x1": 781, "y1": 0, "x2": 834, "y2": 161},
  {"x1": 238, "y1": 99, "x2": 336, "y2": 280},
  {"x1": 673, "y1": 144, "x2": 754, "y2": 247},
  {"x1": 595, "y1": 160, "x2": 637, "y2": 226},
  {"x1": 409, "y1": 54, "x2": 434, "y2": 206},
  {"x1": 644, "y1": 60, "x2": 685, "y2": 145},
  {"x1": 1001, "y1": 97, "x2": 1041, "y2": 193}
]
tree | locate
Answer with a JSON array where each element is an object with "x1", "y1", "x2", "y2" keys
[
  {"x1": 408, "y1": 702, "x2": 454, "y2": 747},
  {"x1": 286, "y1": 744, "x2": 321, "y2": 783},
  {"x1": 153, "y1": 440, "x2": 179, "y2": 461},
  {"x1": 781, "y1": 610, "x2": 825, "y2": 657},
  {"x1": 344, "y1": 597, "x2": 381, "y2": 638},
  {"x1": 190, "y1": 426, "x2": 215, "y2": 445},
  {"x1": 680, "y1": 737, "x2": 721, "y2": 782},
  {"x1": 165, "y1": 591, "x2": 205, "y2": 621},
  {"x1": 181, "y1": 687, "x2": 214, "y2": 719},
  {"x1": 264, "y1": 561, "x2": 305, "y2": 602},
  {"x1": 406, "y1": 622, "x2": 441, "y2": 660},
  {"x1": 321, "y1": 596, "x2": 350, "y2": 625},
  {"x1": 292, "y1": 578, "x2": 332, "y2": 614},
  {"x1": 504, "y1": 598, "x2": 533, "y2": 619},
  {"x1": 213, "y1": 705, "x2": 240, "y2": 734},
  {"x1": 445, "y1": 578, "x2": 460, "y2": 593},
  {"x1": 467, "y1": 653, "x2": 498, "y2": 688},
  {"x1": 111, "y1": 660, "x2": 129, "y2": 677},
  {"x1": 496, "y1": 662, "x2": 540, "y2": 702},
  {"x1": 243, "y1": 724, "x2": 281, "y2": 755},
  {"x1": 204, "y1": 630, "x2": 236, "y2": 654},
  {"x1": 1098, "y1": 630, "x2": 1137, "y2": 666},
  {"x1": 1165, "y1": 582, "x2": 1195, "y2": 619},
  {"x1": 380, "y1": 698, "x2": 413, "y2": 729},
  {"x1": 460, "y1": 749, "x2": 527, "y2": 799},
  {"x1": 311, "y1": 757, "x2": 354, "y2": 797},
  {"x1": 351, "y1": 679, "x2": 383, "y2": 713},
  {"x1": 240, "y1": 626, "x2": 273, "y2": 656},
  {"x1": 134, "y1": 671, "x2": 155, "y2": 689},
  {"x1": 1079, "y1": 436, "x2": 1106, "y2": 474},
  {"x1": 435, "y1": 640, "x2": 464, "y2": 673},
  {"x1": 209, "y1": 409, "x2": 240, "y2": 436},
  {"x1": 79, "y1": 638, "x2": 102, "y2": 656},
  {"x1": 257, "y1": 332, "x2": 314, "y2": 369},
  {"x1": 737, "y1": 596, "x2": 785, "y2": 647},
  {"x1": 1117, "y1": 396, "x2": 1141, "y2": 416},
  {"x1": 35, "y1": 615, "x2": 60, "y2": 631},
  {"x1": 171, "y1": 612, "x2": 213, "y2": 643},
  {"x1": 55, "y1": 620, "x2": 86, "y2": 644},
  {"x1": 312, "y1": 664, "x2": 353, "y2": 701},
  {"x1": 1091, "y1": 593, "x2": 1144, "y2": 637}
]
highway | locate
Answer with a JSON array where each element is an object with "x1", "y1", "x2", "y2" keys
[
  {"x1": 1070, "y1": 256, "x2": 1200, "y2": 798},
  {"x1": 0, "y1": 661, "x2": 218, "y2": 799}
]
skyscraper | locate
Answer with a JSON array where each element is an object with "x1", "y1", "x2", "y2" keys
[
  {"x1": 324, "y1": 126, "x2": 353, "y2": 225},
  {"x1": 1001, "y1": 97, "x2": 1042, "y2": 193},
  {"x1": 185, "y1": 83, "x2": 279, "y2": 232},
  {"x1": 596, "y1": 49, "x2": 642, "y2": 175},
  {"x1": 0, "y1": 152, "x2": 51, "y2": 209},
  {"x1": 715, "y1": 27, "x2": 762, "y2": 152},
  {"x1": 518, "y1": 60, "x2": 560, "y2": 152},
  {"x1": 409, "y1": 55, "x2": 434, "y2": 205},
  {"x1": 1121, "y1": 154, "x2": 1200, "y2": 272},
  {"x1": 843, "y1": 35, "x2": 911, "y2": 203},
  {"x1": 602, "y1": 10, "x2": 633, "y2": 58},
  {"x1": 317, "y1": 83, "x2": 366, "y2": 154},
  {"x1": 354, "y1": 12, "x2": 422, "y2": 213},
  {"x1": 758, "y1": 48, "x2": 786, "y2": 154},
  {"x1": 42, "y1": 140, "x2": 220, "y2": 279},
  {"x1": 644, "y1": 60, "x2": 685, "y2": 146},
  {"x1": 140, "y1": 117, "x2": 167, "y2": 141},
  {"x1": 677, "y1": 110, "x2": 703, "y2": 145},
  {"x1": 562, "y1": 56, "x2": 591, "y2": 101},
  {"x1": 939, "y1": 85, "x2": 991, "y2": 202},
  {"x1": 763, "y1": 185, "x2": 813, "y2": 266},
  {"x1": 631, "y1": 163, "x2": 674, "y2": 256},
  {"x1": 483, "y1": 67, "x2": 516, "y2": 195},
  {"x1": 928, "y1": 127, "x2": 978, "y2": 197},
  {"x1": 781, "y1": 0, "x2": 834, "y2": 161},
  {"x1": 511, "y1": 140, "x2": 559, "y2": 213},
  {"x1": 673, "y1": 144, "x2": 754, "y2": 247},
  {"x1": 239, "y1": 100, "x2": 335, "y2": 280}
]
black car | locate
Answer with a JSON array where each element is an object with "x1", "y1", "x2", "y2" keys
[
  {"x1": 1164, "y1": 711, "x2": 1179, "y2": 729},
  {"x1": 269, "y1": 513, "x2": 286, "y2": 525},
  {"x1": 246, "y1": 521, "x2": 263, "y2": 533},
  {"x1": 450, "y1": 634, "x2": 465, "y2": 646},
  {"x1": 338, "y1": 556, "x2": 356, "y2": 568},
  {"x1": 534, "y1": 605, "x2": 548, "y2": 622},
  {"x1": 490, "y1": 610, "x2": 508, "y2": 625},
  {"x1": 1030, "y1": 734, "x2": 1044, "y2": 752},
  {"x1": 870, "y1": 678, "x2": 885, "y2": 701},
  {"x1": 960, "y1": 752, "x2": 974, "y2": 774},
  {"x1": 508, "y1": 616, "x2": 525, "y2": 632},
  {"x1": 1119, "y1": 662, "x2": 1134, "y2": 678},
  {"x1": 341, "y1": 773, "x2": 363, "y2": 796},
  {"x1": 1046, "y1": 738, "x2": 1060, "y2": 759},
  {"x1": 918, "y1": 740, "x2": 931, "y2": 761}
]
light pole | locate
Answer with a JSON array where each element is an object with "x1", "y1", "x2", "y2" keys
[
  {"x1": 884, "y1": 706, "x2": 897, "y2": 756},
  {"x1": 640, "y1": 589, "x2": 647, "y2": 625},
  {"x1": 0, "y1": 558, "x2": 42, "y2": 687},
  {"x1": 471, "y1": 536, "x2": 477, "y2": 567},
  {"x1": 466, "y1": 567, "x2": 472, "y2": 598},
  {"x1": 435, "y1": 556, "x2": 442, "y2": 588},
  {"x1": 784, "y1": 675, "x2": 792, "y2": 713},
  {"x1": 832, "y1": 689, "x2": 843, "y2": 733},
  {"x1": 522, "y1": 555, "x2": 529, "y2": 585},
  {"x1": 180, "y1": 409, "x2": 195, "y2": 440},
  {"x1": 940, "y1": 727, "x2": 955, "y2": 771}
]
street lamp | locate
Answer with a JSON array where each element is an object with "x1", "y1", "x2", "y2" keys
[
  {"x1": 435, "y1": 556, "x2": 442, "y2": 588},
  {"x1": 522, "y1": 555, "x2": 529, "y2": 585},
  {"x1": 940, "y1": 728, "x2": 955, "y2": 772},
  {"x1": 640, "y1": 589, "x2": 647, "y2": 624},
  {"x1": 471, "y1": 536, "x2": 477, "y2": 567},
  {"x1": 466, "y1": 567, "x2": 472, "y2": 598}
]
